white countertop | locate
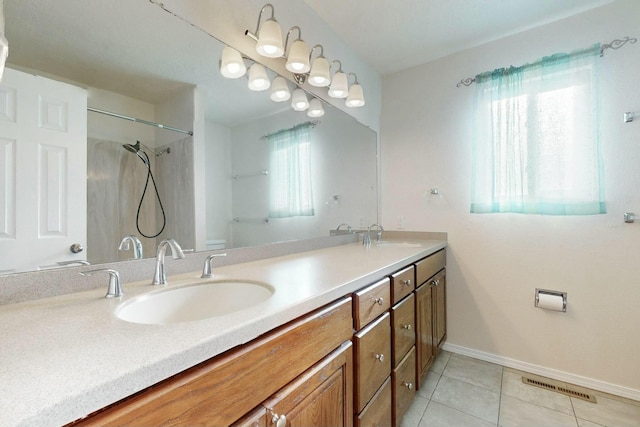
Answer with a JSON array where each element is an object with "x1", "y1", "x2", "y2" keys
[{"x1": 0, "y1": 239, "x2": 446, "y2": 427}]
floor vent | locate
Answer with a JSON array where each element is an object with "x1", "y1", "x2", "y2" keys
[{"x1": 521, "y1": 376, "x2": 597, "y2": 403}]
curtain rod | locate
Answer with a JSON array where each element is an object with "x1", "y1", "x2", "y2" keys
[
  {"x1": 456, "y1": 36, "x2": 637, "y2": 88},
  {"x1": 87, "y1": 107, "x2": 194, "y2": 136},
  {"x1": 260, "y1": 120, "x2": 320, "y2": 141}
]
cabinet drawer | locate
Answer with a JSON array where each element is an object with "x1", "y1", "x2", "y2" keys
[
  {"x1": 356, "y1": 377, "x2": 392, "y2": 427},
  {"x1": 391, "y1": 266, "x2": 415, "y2": 304},
  {"x1": 354, "y1": 312, "x2": 391, "y2": 413},
  {"x1": 354, "y1": 277, "x2": 390, "y2": 330},
  {"x1": 415, "y1": 249, "x2": 445, "y2": 285},
  {"x1": 232, "y1": 406, "x2": 267, "y2": 427},
  {"x1": 391, "y1": 293, "x2": 415, "y2": 367},
  {"x1": 393, "y1": 347, "x2": 416, "y2": 427}
]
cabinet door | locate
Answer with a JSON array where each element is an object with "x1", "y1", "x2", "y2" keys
[
  {"x1": 392, "y1": 347, "x2": 416, "y2": 427},
  {"x1": 356, "y1": 377, "x2": 392, "y2": 427},
  {"x1": 263, "y1": 341, "x2": 353, "y2": 427},
  {"x1": 415, "y1": 282, "x2": 434, "y2": 388},
  {"x1": 433, "y1": 270, "x2": 446, "y2": 350}
]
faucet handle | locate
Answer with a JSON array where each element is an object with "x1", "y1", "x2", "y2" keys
[
  {"x1": 202, "y1": 253, "x2": 228, "y2": 278},
  {"x1": 80, "y1": 268, "x2": 123, "y2": 298}
]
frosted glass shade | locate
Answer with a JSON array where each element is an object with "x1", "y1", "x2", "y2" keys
[
  {"x1": 308, "y1": 56, "x2": 330, "y2": 87},
  {"x1": 291, "y1": 88, "x2": 309, "y2": 111},
  {"x1": 248, "y1": 63, "x2": 271, "y2": 91},
  {"x1": 220, "y1": 46, "x2": 246, "y2": 79},
  {"x1": 285, "y1": 39, "x2": 310, "y2": 73},
  {"x1": 345, "y1": 83, "x2": 365, "y2": 107},
  {"x1": 307, "y1": 98, "x2": 325, "y2": 117},
  {"x1": 328, "y1": 72, "x2": 349, "y2": 98},
  {"x1": 256, "y1": 19, "x2": 284, "y2": 58},
  {"x1": 270, "y1": 76, "x2": 291, "y2": 102}
]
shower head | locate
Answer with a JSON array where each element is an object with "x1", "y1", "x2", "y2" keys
[
  {"x1": 122, "y1": 141, "x2": 141, "y2": 154},
  {"x1": 122, "y1": 141, "x2": 149, "y2": 166}
]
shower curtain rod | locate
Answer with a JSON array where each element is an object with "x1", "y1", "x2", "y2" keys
[
  {"x1": 455, "y1": 35, "x2": 637, "y2": 88},
  {"x1": 87, "y1": 107, "x2": 194, "y2": 136}
]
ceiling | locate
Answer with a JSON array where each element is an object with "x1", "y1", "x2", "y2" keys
[{"x1": 303, "y1": 0, "x2": 615, "y2": 75}]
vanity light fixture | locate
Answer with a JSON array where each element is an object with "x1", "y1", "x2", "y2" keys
[
  {"x1": 328, "y1": 60, "x2": 349, "y2": 99},
  {"x1": 307, "y1": 98, "x2": 325, "y2": 117},
  {"x1": 345, "y1": 73, "x2": 365, "y2": 107},
  {"x1": 308, "y1": 45, "x2": 330, "y2": 87},
  {"x1": 219, "y1": 46, "x2": 246, "y2": 79},
  {"x1": 284, "y1": 26, "x2": 310, "y2": 73},
  {"x1": 247, "y1": 63, "x2": 271, "y2": 91},
  {"x1": 270, "y1": 76, "x2": 291, "y2": 102},
  {"x1": 245, "y1": 3, "x2": 284, "y2": 58},
  {"x1": 291, "y1": 88, "x2": 309, "y2": 111}
]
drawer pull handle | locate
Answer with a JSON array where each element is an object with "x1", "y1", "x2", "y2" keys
[
  {"x1": 402, "y1": 381, "x2": 414, "y2": 390},
  {"x1": 431, "y1": 279, "x2": 439, "y2": 287},
  {"x1": 402, "y1": 324, "x2": 412, "y2": 331},
  {"x1": 402, "y1": 279, "x2": 412, "y2": 286},
  {"x1": 374, "y1": 297, "x2": 384, "y2": 306},
  {"x1": 375, "y1": 353, "x2": 385, "y2": 362},
  {"x1": 270, "y1": 413, "x2": 287, "y2": 427}
]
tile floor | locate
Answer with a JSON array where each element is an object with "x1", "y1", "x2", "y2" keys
[{"x1": 401, "y1": 351, "x2": 640, "y2": 427}]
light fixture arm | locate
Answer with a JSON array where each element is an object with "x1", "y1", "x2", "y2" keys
[
  {"x1": 246, "y1": 3, "x2": 276, "y2": 40},
  {"x1": 284, "y1": 26, "x2": 303, "y2": 55},
  {"x1": 330, "y1": 59, "x2": 343, "y2": 73},
  {"x1": 309, "y1": 44, "x2": 325, "y2": 61},
  {"x1": 348, "y1": 72, "x2": 359, "y2": 85}
]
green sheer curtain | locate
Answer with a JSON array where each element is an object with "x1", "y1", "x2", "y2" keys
[
  {"x1": 268, "y1": 122, "x2": 314, "y2": 218},
  {"x1": 470, "y1": 44, "x2": 606, "y2": 215}
]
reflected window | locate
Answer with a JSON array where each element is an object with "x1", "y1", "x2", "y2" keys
[{"x1": 268, "y1": 122, "x2": 314, "y2": 218}]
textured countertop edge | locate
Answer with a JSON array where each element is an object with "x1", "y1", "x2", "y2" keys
[{"x1": 7, "y1": 237, "x2": 447, "y2": 427}]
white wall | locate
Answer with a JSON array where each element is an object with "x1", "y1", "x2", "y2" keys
[{"x1": 381, "y1": 0, "x2": 640, "y2": 398}]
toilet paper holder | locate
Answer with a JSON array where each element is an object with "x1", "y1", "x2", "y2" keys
[{"x1": 535, "y1": 288, "x2": 567, "y2": 312}]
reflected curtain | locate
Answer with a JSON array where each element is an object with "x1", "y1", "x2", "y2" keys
[
  {"x1": 470, "y1": 44, "x2": 606, "y2": 215},
  {"x1": 268, "y1": 123, "x2": 315, "y2": 218}
]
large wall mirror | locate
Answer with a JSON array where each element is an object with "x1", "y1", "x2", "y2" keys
[{"x1": 1, "y1": 0, "x2": 377, "y2": 274}]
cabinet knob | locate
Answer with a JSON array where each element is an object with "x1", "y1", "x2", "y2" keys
[
  {"x1": 271, "y1": 413, "x2": 287, "y2": 427},
  {"x1": 375, "y1": 353, "x2": 385, "y2": 363},
  {"x1": 402, "y1": 279, "x2": 412, "y2": 286},
  {"x1": 374, "y1": 297, "x2": 384, "y2": 306},
  {"x1": 402, "y1": 381, "x2": 414, "y2": 390},
  {"x1": 402, "y1": 324, "x2": 412, "y2": 331},
  {"x1": 431, "y1": 279, "x2": 439, "y2": 287}
]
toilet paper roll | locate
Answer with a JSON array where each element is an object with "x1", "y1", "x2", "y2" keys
[{"x1": 537, "y1": 292, "x2": 565, "y2": 311}]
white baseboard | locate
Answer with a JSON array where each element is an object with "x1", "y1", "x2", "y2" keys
[{"x1": 442, "y1": 342, "x2": 640, "y2": 402}]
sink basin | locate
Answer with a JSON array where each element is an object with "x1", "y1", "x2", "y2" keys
[
  {"x1": 116, "y1": 280, "x2": 274, "y2": 325},
  {"x1": 375, "y1": 241, "x2": 422, "y2": 248}
]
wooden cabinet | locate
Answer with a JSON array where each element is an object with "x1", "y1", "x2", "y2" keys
[
  {"x1": 262, "y1": 341, "x2": 353, "y2": 427},
  {"x1": 72, "y1": 298, "x2": 353, "y2": 427},
  {"x1": 390, "y1": 266, "x2": 415, "y2": 305},
  {"x1": 414, "y1": 249, "x2": 446, "y2": 389},
  {"x1": 354, "y1": 278, "x2": 391, "y2": 330},
  {"x1": 391, "y1": 293, "x2": 415, "y2": 367}
]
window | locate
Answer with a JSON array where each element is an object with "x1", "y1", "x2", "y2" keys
[
  {"x1": 268, "y1": 123, "x2": 315, "y2": 218},
  {"x1": 470, "y1": 45, "x2": 605, "y2": 215}
]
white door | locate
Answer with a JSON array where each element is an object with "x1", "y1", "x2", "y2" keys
[{"x1": 0, "y1": 68, "x2": 87, "y2": 273}]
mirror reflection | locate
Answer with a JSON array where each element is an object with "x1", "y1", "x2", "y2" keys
[{"x1": 0, "y1": 0, "x2": 377, "y2": 274}]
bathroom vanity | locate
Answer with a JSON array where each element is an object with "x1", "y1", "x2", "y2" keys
[{"x1": 0, "y1": 237, "x2": 446, "y2": 427}]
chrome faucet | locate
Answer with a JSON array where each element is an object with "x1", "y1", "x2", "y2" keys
[
  {"x1": 368, "y1": 223, "x2": 384, "y2": 242},
  {"x1": 201, "y1": 253, "x2": 227, "y2": 278},
  {"x1": 335, "y1": 223, "x2": 353, "y2": 233},
  {"x1": 118, "y1": 235, "x2": 143, "y2": 259},
  {"x1": 80, "y1": 268, "x2": 123, "y2": 298},
  {"x1": 152, "y1": 238, "x2": 185, "y2": 285}
]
